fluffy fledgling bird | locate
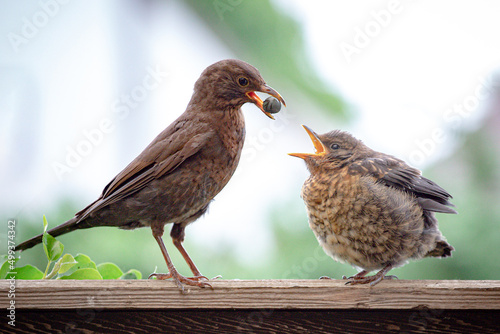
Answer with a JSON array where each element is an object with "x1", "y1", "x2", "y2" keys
[
  {"x1": 290, "y1": 125, "x2": 456, "y2": 286},
  {"x1": 17, "y1": 59, "x2": 285, "y2": 290}
]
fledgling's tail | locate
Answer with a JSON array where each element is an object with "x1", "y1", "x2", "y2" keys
[
  {"x1": 426, "y1": 240, "x2": 454, "y2": 258},
  {"x1": 16, "y1": 217, "x2": 82, "y2": 252}
]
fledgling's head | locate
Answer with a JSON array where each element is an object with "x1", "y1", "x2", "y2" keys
[
  {"x1": 289, "y1": 125, "x2": 369, "y2": 171},
  {"x1": 189, "y1": 59, "x2": 285, "y2": 119}
]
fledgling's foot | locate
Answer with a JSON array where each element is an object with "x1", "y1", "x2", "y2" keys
[{"x1": 345, "y1": 274, "x2": 398, "y2": 286}]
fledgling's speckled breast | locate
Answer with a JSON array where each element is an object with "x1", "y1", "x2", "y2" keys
[{"x1": 301, "y1": 169, "x2": 438, "y2": 272}]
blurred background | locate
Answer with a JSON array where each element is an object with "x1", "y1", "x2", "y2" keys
[{"x1": 1, "y1": 0, "x2": 499, "y2": 280}]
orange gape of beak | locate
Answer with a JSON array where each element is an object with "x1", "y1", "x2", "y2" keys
[
  {"x1": 246, "y1": 84, "x2": 286, "y2": 120},
  {"x1": 288, "y1": 125, "x2": 326, "y2": 159}
]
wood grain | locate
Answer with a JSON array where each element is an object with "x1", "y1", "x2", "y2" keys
[
  {"x1": 1, "y1": 279, "x2": 499, "y2": 310},
  {"x1": 3, "y1": 309, "x2": 500, "y2": 334}
]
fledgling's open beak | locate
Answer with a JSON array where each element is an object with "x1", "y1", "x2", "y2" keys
[
  {"x1": 289, "y1": 125, "x2": 327, "y2": 159},
  {"x1": 246, "y1": 84, "x2": 286, "y2": 120}
]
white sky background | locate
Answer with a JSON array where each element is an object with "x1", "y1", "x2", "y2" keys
[
  {"x1": 280, "y1": 0, "x2": 499, "y2": 159},
  {"x1": 1, "y1": 0, "x2": 499, "y2": 262}
]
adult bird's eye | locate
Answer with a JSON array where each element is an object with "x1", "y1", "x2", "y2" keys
[
  {"x1": 238, "y1": 77, "x2": 249, "y2": 87},
  {"x1": 331, "y1": 143, "x2": 340, "y2": 150}
]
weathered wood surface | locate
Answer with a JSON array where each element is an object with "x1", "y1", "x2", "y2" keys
[
  {"x1": 2, "y1": 280, "x2": 500, "y2": 333},
  {"x1": 6, "y1": 309, "x2": 500, "y2": 334},
  {"x1": 1, "y1": 279, "x2": 499, "y2": 310}
]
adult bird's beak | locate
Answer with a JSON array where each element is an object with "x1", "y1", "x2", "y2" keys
[
  {"x1": 289, "y1": 125, "x2": 327, "y2": 159},
  {"x1": 246, "y1": 84, "x2": 286, "y2": 120}
]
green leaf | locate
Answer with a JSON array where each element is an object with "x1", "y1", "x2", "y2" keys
[
  {"x1": 73, "y1": 254, "x2": 96, "y2": 267},
  {"x1": 58, "y1": 268, "x2": 103, "y2": 280},
  {"x1": 45, "y1": 254, "x2": 78, "y2": 279},
  {"x1": 58, "y1": 253, "x2": 96, "y2": 278},
  {"x1": 45, "y1": 258, "x2": 62, "y2": 279},
  {"x1": 43, "y1": 215, "x2": 48, "y2": 233},
  {"x1": 0, "y1": 258, "x2": 11, "y2": 279},
  {"x1": 42, "y1": 233, "x2": 64, "y2": 262},
  {"x1": 121, "y1": 269, "x2": 142, "y2": 280},
  {"x1": 97, "y1": 262, "x2": 123, "y2": 280},
  {"x1": 58, "y1": 254, "x2": 78, "y2": 274},
  {"x1": 0, "y1": 255, "x2": 19, "y2": 280},
  {"x1": 41, "y1": 216, "x2": 64, "y2": 262},
  {"x1": 12, "y1": 264, "x2": 44, "y2": 280}
]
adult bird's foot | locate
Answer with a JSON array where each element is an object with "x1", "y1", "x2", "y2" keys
[{"x1": 149, "y1": 272, "x2": 213, "y2": 292}]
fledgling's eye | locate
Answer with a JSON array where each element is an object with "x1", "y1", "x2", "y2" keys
[
  {"x1": 238, "y1": 77, "x2": 249, "y2": 87},
  {"x1": 330, "y1": 143, "x2": 340, "y2": 150}
]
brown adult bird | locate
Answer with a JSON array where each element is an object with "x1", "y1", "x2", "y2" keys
[
  {"x1": 289, "y1": 125, "x2": 456, "y2": 286},
  {"x1": 17, "y1": 59, "x2": 285, "y2": 290}
]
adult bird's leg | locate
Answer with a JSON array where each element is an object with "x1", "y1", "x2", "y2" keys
[
  {"x1": 345, "y1": 264, "x2": 396, "y2": 286},
  {"x1": 148, "y1": 225, "x2": 212, "y2": 291},
  {"x1": 170, "y1": 223, "x2": 208, "y2": 280}
]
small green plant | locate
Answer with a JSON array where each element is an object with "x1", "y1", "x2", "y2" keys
[{"x1": 0, "y1": 216, "x2": 142, "y2": 280}]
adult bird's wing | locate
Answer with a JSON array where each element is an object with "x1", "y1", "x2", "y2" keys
[
  {"x1": 350, "y1": 156, "x2": 457, "y2": 214},
  {"x1": 75, "y1": 120, "x2": 215, "y2": 222}
]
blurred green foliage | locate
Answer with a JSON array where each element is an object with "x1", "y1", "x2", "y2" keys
[
  {"x1": 185, "y1": 0, "x2": 349, "y2": 119},
  {"x1": 3, "y1": 215, "x2": 141, "y2": 280}
]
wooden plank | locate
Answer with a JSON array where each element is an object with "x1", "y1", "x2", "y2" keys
[
  {"x1": 1, "y1": 279, "x2": 499, "y2": 310},
  {"x1": 3, "y1": 309, "x2": 500, "y2": 334}
]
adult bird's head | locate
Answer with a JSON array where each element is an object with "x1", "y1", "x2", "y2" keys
[
  {"x1": 190, "y1": 59, "x2": 286, "y2": 119},
  {"x1": 289, "y1": 125, "x2": 364, "y2": 170}
]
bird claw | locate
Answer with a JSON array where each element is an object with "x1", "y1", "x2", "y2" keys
[
  {"x1": 148, "y1": 272, "x2": 214, "y2": 292},
  {"x1": 344, "y1": 274, "x2": 398, "y2": 286},
  {"x1": 148, "y1": 272, "x2": 172, "y2": 280}
]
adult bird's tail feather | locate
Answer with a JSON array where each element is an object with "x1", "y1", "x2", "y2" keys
[{"x1": 16, "y1": 217, "x2": 83, "y2": 252}]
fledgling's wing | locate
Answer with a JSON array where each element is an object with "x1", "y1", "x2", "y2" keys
[{"x1": 349, "y1": 155, "x2": 457, "y2": 214}]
